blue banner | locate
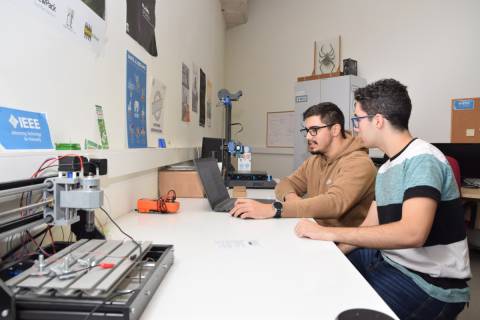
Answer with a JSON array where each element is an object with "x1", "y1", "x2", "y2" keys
[
  {"x1": 126, "y1": 51, "x2": 147, "y2": 148},
  {"x1": 453, "y1": 99, "x2": 475, "y2": 110},
  {"x1": 0, "y1": 106, "x2": 53, "y2": 150}
]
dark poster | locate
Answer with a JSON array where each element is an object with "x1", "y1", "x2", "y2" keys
[
  {"x1": 199, "y1": 68, "x2": 206, "y2": 127},
  {"x1": 82, "y1": 0, "x2": 105, "y2": 19},
  {"x1": 126, "y1": 0, "x2": 158, "y2": 56}
]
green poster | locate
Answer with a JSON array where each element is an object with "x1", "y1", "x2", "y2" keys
[{"x1": 96, "y1": 105, "x2": 109, "y2": 149}]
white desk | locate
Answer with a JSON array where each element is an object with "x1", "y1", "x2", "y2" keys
[{"x1": 107, "y1": 190, "x2": 397, "y2": 320}]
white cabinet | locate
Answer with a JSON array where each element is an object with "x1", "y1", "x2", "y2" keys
[{"x1": 293, "y1": 75, "x2": 366, "y2": 169}]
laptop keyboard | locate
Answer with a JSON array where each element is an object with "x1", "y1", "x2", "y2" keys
[
  {"x1": 215, "y1": 198, "x2": 236, "y2": 212},
  {"x1": 464, "y1": 178, "x2": 480, "y2": 188}
]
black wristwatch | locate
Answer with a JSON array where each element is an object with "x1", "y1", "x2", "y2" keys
[{"x1": 272, "y1": 201, "x2": 283, "y2": 218}]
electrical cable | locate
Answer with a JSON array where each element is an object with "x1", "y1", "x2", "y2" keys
[
  {"x1": 99, "y1": 208, "x2": 140, "y2": 251},
  {"x1": 99, "y1": 207, "x2": 143, "y2": 286},
  {"x1": 0, "y1": 226, "x2": 50, "y2": 265},
  {"x1": 231, "y1": 122, "x2": 244, "y2": 134},
  {"x1": 47, "y1": 227, "x2": 56, "y2": 253}
]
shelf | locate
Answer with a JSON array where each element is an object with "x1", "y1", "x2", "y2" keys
[{"x1": 0, "y1": 148, "x2": 196, "y2": 182}]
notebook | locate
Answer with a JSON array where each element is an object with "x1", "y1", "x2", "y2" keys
[{"x1": 194, "y1": 158, "x2": 274, "y2": 212}]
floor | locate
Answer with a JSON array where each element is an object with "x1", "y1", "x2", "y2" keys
[{"x1": 458, "y1": 249, "x2": 480, "y2": 319}]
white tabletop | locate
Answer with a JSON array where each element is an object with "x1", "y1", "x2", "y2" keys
[{"x1": 107, "y1": 190, "x2": 397, "y2": 320}]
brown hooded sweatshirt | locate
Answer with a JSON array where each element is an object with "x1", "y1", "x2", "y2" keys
[{"x1": 275, "y1": 134, "x2": 376, "y2": 227}]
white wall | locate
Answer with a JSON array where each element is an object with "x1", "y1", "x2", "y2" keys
[
  {"x1": 0, "y1": 0, "x2": 226, "y2": 218},
  {"x1": 225, "y1": 0, "x2": 480, "y2": 178}
]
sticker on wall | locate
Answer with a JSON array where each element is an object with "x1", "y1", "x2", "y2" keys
[
  {"x1": 96, "y1": 105, "x2": 109, "y2": 149},
  {"x1": 22, "y1": 0, "x2": 107, "y2": 53},
  {"x1": 0, "y1": 106, "x2": 53, "y2": 150}
]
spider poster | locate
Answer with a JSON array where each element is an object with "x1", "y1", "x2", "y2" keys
[{"x1": 315, "y1": 36, "x2": 341, "y2": 75}]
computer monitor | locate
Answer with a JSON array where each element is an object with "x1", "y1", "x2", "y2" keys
[
  {"x1": 201, "y1": 137, "x2": 224, "y2": 162},
  {"x1": 432, "y1": 143, "x2": 480, "y2": 179}
]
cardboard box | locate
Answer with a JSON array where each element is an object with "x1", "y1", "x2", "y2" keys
[{"x1": 158, "y1": 170, "x2": 204, "y2": 198}]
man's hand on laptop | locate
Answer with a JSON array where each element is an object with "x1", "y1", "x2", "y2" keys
[{"x1": 229, "y1": 199, "x2": 275, "y2": 219}]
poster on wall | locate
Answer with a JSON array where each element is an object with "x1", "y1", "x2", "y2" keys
[
  {"x1": 181, "y1": 63, "x2": 190, "y2": 122},
  {"x1": 0, "y1": 106, "x2": 53, "y2": 150},
  {"x1": 81, "y1": 1, "x2": 105, "y2": 19},
  {"x1": 206, "y1": 80, "x2": 212, "y2": 128},
  {"x1": 191, "y1": 63, "x2": 199, "y2": 113},
  {"x1": 126, "y1": 0, "x2": 158, "y2": 57},
  {"x1": 199, "y1": 68, "x2": 206, "y2": 127},
  {"x1": 151, "y1": 78, "x2": 166, "y2": 133},
  {"x1": 24, "y1": 0, "x2": 106, "y2": 53},
  {"x1": 126, "y1": 51, "x2": 147, "y2": 148}
]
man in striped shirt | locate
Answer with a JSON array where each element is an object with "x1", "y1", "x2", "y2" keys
[{"x1": 295, "y1": 79, "x2": 470, "y2": 319}]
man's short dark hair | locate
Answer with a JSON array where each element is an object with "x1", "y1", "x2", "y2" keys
[
  {"x1": 303, "y1": 102, "x2": 346, "y2": 138},
  {"x1": 354, "y1": 79, "x2": 412, "y2": 131}
]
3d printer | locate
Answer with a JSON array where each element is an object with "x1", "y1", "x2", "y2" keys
[
  {"x1": 217, "y1": 89, "x2": 276, "y2": 189},
  {"x1": 0, "y1": 156, "x2": 173, "y2": 320}
]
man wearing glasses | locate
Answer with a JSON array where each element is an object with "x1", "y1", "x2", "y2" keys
[
  {"x1": 295, "y1": 79, "x2": 470, "y2": 319},
  {"x1": 230, "y1": 102, "x2": 376, "y2": 228}
]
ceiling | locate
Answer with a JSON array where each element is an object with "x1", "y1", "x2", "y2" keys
[{"x1": 219, "y1": 0, "x2": 249, "y2": 29}]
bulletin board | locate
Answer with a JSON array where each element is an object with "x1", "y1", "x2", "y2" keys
[
  {"x1": 266, "y1": 111, "x2": 295, "y2": 147},
  {"x1": 451, "y1": 97, "x2": 480, "y2": 143}
]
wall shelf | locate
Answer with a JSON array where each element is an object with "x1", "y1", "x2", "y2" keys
[{"x1": 0, "y1": 148, "x2": 196, "y2": 182}]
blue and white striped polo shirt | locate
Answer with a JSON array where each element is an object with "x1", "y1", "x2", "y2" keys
[{"x1": 376, "y1": 138, "x2": 471, "y2": 302}]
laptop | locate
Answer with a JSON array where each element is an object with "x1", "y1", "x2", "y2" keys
[{"x1": 194, "y1": 158, "x2": 275, "y2": 212}]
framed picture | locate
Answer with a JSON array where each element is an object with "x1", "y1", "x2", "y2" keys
[{"x1": 314, "y1": 36, "x2": 341, "y2": 75}]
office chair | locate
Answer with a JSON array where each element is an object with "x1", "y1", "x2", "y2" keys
[
  {"x1": 446, "y1": 156, "x2": 461, "y2": 191},
  {"x1": 446, "y1": 156, "x2": 478, "y2": 242}
]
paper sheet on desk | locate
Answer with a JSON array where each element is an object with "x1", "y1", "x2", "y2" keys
[{"x1": 215, "y1": 240, "x2": 261, "y2": 249}]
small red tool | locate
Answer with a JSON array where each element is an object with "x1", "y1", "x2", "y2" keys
[{"x1": 137, "y1": 190, "x2": 180, "y2": 214}]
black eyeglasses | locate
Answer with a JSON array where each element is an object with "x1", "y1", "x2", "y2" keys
[
  {"x1": 299, "y1": 124, "x2": 333, "y2": 137},
  {"x1": 351, "y1": 115, "x2": 375, "y2": 129}
]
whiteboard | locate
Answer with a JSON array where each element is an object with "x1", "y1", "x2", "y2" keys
[{"x1": 266, "y1": 111, "x2": 295, "y2": 147}]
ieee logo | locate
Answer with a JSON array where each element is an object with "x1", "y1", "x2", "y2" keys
[
  {"x1": 8, "y1": 115, "x2": 19, "y2": 129},
  {"x1": 9, "y1": 114, "x2": 41, "y2": 129}
]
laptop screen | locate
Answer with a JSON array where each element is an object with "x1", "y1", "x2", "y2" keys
[
  {"x1": 201, "y1": 137, "x2": 223, "y2": 163},
  {"x1": 194, "y1": 158, "x2": 230, "y2": 209}
]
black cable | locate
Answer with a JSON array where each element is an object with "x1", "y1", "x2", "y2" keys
[
  {"x1": 83, "y1": 289, "x2": 137, "y2": 320},
  {"x1": 99, "y1": 207, "x2": 143, "y2": 284},
  {"x1": 99, "y1": 208, "x2": 139, "y2": 249},
  {"x1": 231, "y1": 122, "x2": 244, "y2": 134}
]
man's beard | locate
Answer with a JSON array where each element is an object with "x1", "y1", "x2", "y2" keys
[{"x1": 308, "y1": 142, "x2": 323, "y2": 155}]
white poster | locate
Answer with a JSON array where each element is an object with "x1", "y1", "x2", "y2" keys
[
  {"x1": 206, "y1": 80, "x2": 212, "y2": 127},
  {"x1": 151, "y1": 78, "x2": 166, "y2": 133},
  {"x1": 192, "y1": 63, "x2": 199, "y2": 113},
  {"x1": 27, "y1": 0, "x2": 106, "y2": 54}
]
